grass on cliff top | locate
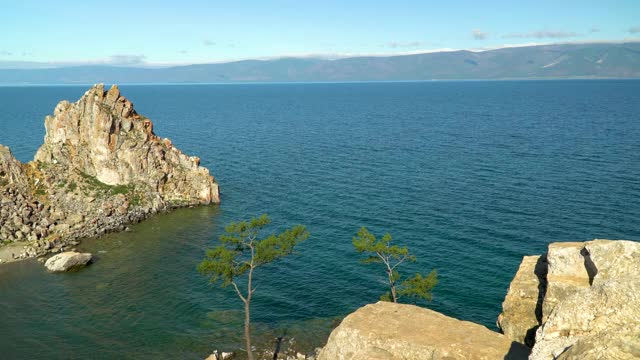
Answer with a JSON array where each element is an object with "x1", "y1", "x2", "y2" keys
[
  {"x1": 25, "y1": 164, "x2": 48, "y2": 197},
  {"x1": 78, "y1": 171, "x2": 131, "y2": 196}
]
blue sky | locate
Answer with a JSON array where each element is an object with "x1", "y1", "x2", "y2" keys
[{"x1": 1, "y1": 0, "x2": 639, "y2": 67}]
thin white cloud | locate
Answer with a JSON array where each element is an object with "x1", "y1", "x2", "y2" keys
[
  {"x1": 502, "y1": 30, "x2": 580, "y2": 39},
  {"x1": 472, "y1": 29, "x2": 488, "y2": 40},
  {"x1": 0, "y1": 54, "x2": 150, "y2": 69},
  {"x1": 106, "y1": 54, "x2": 146, "y2": 65},
  {"x1": 386, "y1": 41, "x2": 425, "y2": 48}
]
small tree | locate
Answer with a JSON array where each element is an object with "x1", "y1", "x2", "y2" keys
[
  {"x1": 198, "y1": 214, "x2": 309, "y2": 360},
  {"x1": 353, "y1": 226, "x2": 437, "y2": 303}
]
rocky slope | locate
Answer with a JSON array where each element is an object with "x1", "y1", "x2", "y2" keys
[
  {"x1": 319, "y1": 239, "x2": 639, "y2": 360},
  {"x1": 0, "y1": 84, "x2": 219, "y2": 262}
]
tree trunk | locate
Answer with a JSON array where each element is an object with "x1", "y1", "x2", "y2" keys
[
  {"x1": 390, "y1": 283, "x2": 398, "y2": 303},
  {"x1": 388, "y1": 269, "x2": 398, "y2": 303},
  {"x1": 244, "y1": 299, "x2": 253, "y2": 360},
  {"x1": 245, "y1": 266, "x2": 254, "y2": 360}
]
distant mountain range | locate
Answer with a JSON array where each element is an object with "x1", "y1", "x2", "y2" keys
[{"x1": 2, "y1": 42, "x2": 640, "y2": 84}]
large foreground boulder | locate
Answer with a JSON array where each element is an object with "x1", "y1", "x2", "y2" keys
[
  {"x1": 44, "y1": 251, "x2": 92, "y2": 272},
  {"x1": 318, "y1": 301, "x2": 529, "y2": 360},
  {"x1": 498, "y1": 239, "x2": 640, "y2": 359}
]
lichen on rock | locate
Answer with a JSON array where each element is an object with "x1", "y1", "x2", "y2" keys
[{"x1": 0, "y1": 84, "x2": 220, "y2": 263}]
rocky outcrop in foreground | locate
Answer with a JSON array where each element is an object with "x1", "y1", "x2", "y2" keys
[
  {"x1": 499, "y1": 239, "x2": 640, "y2": 359},
  {"x1": 318, "y1": 301, "x2": 529, "y2": 360},
  {"x1": 319, "y1": 239, "x2": 639, "y2": 360},
  {"x1": 0, "y1": 84, "x2": 219, "y2": 262}
]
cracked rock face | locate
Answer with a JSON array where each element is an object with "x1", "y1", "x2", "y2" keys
[
  {"x1": 498, "y1": 239, "x2": 640, "y2": 360},
  {"x1": 497, "y1": 255, "x2": 547, "y2": 347},
  {"x1": 0, "y1": 84, "x2": 220, "y2": 262}
]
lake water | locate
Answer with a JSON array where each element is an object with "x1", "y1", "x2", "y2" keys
[{"x1": 1, "y1": 81, "x2": 639, "y2": 359}]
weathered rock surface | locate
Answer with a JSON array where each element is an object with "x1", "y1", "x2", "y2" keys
[
  {"x1": 497, "y1": 255, "x2": 547, "y2": 347},
  {"x1": 0, "y1": 145, "x2": 29, "y2": 190},
  {"x1": 498, "y1": 239, "x2": 640, "y2": 360},
  {"x1": 34, "y1": 84, "x2": 218, "y2": 204},
  {"x1": 44, "y1": 251, "x2": 92, "y2": 272},
  {"x1": 0, "y1": 84, "x2": 220, "y2": 263},
  {"x1": 318, "y1": 301, "x2": 529, "y2": 360}
]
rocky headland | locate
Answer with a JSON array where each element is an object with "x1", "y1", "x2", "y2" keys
[
  {"x1": 0, "y1": 84, "x2": 219, "y2": 264},
  {"x1": 319, "y1": 239, "x2": 640, "y2": 360}
]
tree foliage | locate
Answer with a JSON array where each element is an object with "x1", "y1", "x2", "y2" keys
[
  {"x1": 198, "y1": 214, "x2": 309, "y2": 360},
  {"x1": 353, "y1": 226, "x2": 437, "y2": 304}
]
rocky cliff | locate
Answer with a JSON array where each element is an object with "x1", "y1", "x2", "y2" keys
[
  {"x1": 499, "y1": 239, "x2": 640, "y2": 359},
  {"x1": 319, "y1": 239, "x2": 639, "y2": 360},
  {"x1": 0, "y1": 84, "x2": 219, "y2": 262}
]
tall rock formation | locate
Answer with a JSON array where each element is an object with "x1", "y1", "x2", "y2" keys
[
  {"x1": 0, "y1": 84, "x2": 219, "y2": 262},
  {"x1": 34, "y1": 84, "x2": 218, "y2": 205}
]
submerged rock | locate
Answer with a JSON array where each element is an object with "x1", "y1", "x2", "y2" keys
[
  {"x1": 204, "y1": 351, "x2": 234, "y2": 360},
  {"x1": 318, "y1": 301, "x2": 529, "y2": 360},
  {"x1": 0, "y1": 84, "x2": 220, "y2": 262},
  {"x1": 44, "y1": 251, "x2": 92, "y2": 272}
]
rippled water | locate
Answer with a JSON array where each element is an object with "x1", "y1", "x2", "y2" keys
[{"x1": 1, "y1": 81, "x2": 639, "y2": 359}]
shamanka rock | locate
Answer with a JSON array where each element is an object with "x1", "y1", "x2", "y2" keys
[
  {"x1": 44, "y1": 251, "x2": 92, "y2": 272},
  {"x1": 34, "y1": 84, "x2": 218, "y2": 205},
  {"x1": 0, "y1": 84, "x2": 220, "y2": 262}
]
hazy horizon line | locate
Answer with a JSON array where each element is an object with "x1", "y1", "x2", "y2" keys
[{"x1": 2, "y1": 39, "x2": 639, "y2": 70}]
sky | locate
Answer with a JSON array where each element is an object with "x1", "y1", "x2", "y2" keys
[{"x1": 1, "y1": 0, "x2": 639, "y2": 67}]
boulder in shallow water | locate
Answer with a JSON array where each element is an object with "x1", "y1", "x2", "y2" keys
[{"x1": 44, "y1": 251, "x2": 92, "y2": 272}]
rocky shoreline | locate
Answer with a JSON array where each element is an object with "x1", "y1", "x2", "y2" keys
[
  {"x1": 0, "y1": 84, "x2": 219, "y2": 264},
  {"x1": 319, "y1": 239, "x2": 640, "y2": 360}
]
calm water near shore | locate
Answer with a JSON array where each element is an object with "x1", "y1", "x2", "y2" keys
[{"x1": 1, "y1": 81, "x2": 639, "y2": 358}]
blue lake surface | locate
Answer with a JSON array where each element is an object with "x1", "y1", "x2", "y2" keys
[{"x1": 0, "y1": 81, "x2": 639, "y2": 358}]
